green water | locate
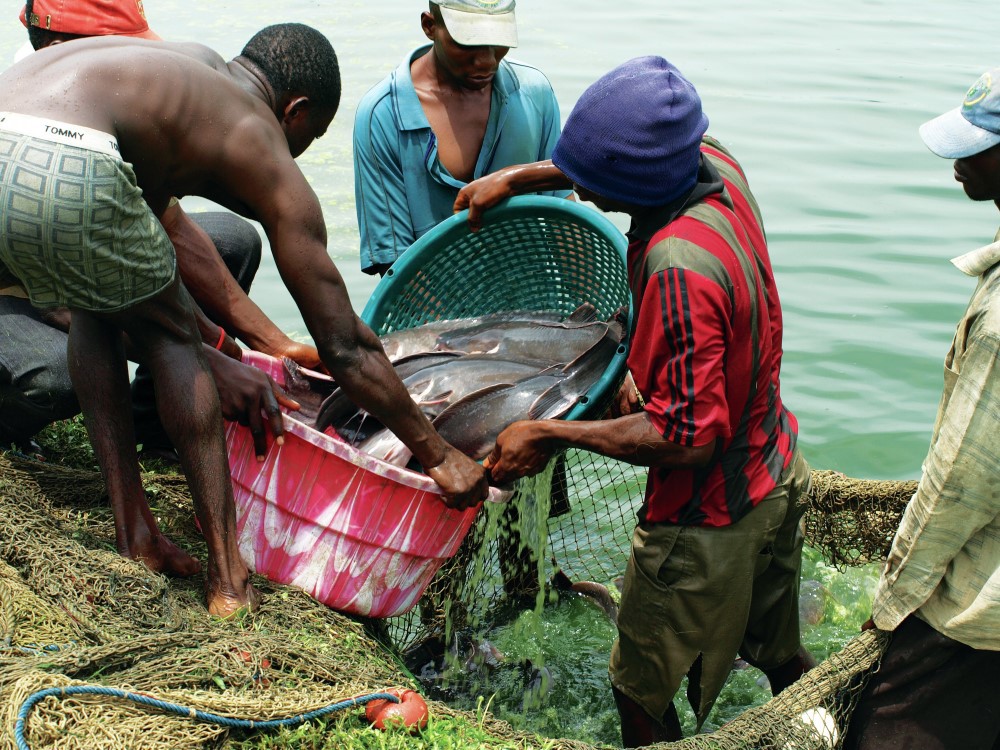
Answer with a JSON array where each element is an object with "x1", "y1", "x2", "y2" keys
[
  {"x1": 1, "y1": 0, "x2": 995, "y2": 481},
  {"x1": 436, "y1": 488, "x2": 879, "y2": 746},
  {"x1": 2, "y1": 1, "x2": 998, "y2": 744}
]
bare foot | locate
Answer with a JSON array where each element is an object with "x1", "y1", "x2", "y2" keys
[
  {"x1": 122, "y1": 533, "x2": 202, "y2": 577},
  {"x1": 207, "y1": 580, "x2": 261, "y2": 619}
]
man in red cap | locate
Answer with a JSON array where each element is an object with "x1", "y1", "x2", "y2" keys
[
  {"x1": 1, "y1": 0, "x2": 321, "y2": 462},
  {"x1": 21, "y1": 0, "x2": 161, "y2": 44},
  {"x1": 455, "y1": 56, "x2": 814, "y2": 745}
]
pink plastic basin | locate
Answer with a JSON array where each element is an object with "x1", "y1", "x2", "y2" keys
[{"x1": 224, "y1": 351, "x2": 496, "y2": 618}]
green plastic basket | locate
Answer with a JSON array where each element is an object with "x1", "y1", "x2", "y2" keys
[{"x1": 360, "y1": 196, "x2": 632, "y2": 421}]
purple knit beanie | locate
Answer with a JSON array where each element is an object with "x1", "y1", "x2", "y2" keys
[{"x1": 552, "y1": 56, "x2": 709, "y2": 207}]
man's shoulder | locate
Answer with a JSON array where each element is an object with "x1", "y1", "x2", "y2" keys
[
  {"x1": 356, "y1": 74, "x2": 395, "y2": 118},
  {"x1": 164, "y1": 40, "x2": 228, "y2": 70},
  {"x1": 700, "y1": 135, "x2": 763, "y2": 217},
  {"x1": 499, "y1": 58, "x2": 557, "y2": 94},
  {"x1": 701, "y1": 136, "x2": 746, "y2": 177},
  {"x1": 356, "y1": 49, "x2": 419, "y2": 124},
  {"x1": 971, "y1": 265, "x2": 1000, "y2": 337}
]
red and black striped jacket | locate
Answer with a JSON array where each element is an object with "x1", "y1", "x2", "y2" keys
[{"x1": 626, "y1": 136, "x2": 798, "y2": 527}]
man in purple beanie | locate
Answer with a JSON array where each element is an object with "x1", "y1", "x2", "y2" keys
[
  {"x1": 843, "y1": 68, "x2": 1000, "y2": 750},
  {"x1": 456, "y1": 56, "x2": 814, "y2": 745}
]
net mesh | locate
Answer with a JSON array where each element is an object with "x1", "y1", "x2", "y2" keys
[
  {"x1": 0, "y1": 198, "x2": 923, "y2": 749},
  {"x1": 0, "y1": 449, "x2": 911, "y2": 750},
  {"x1": 362, "y1": 196, "x2": 634, "y2": 422}
]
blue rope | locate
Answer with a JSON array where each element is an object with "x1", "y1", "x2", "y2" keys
[
  {"x1": 2, "y1": 638, "x2": 75, "y2": 655},
  {"x1": 14, "y1": 685, "x2": 401, "y2": 750}
]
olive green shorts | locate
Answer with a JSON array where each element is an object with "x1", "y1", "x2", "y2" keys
[
  {"x1": 0, "y1": 119, "x2": 176, "y2": 313},
  {"x1": 609, "y1": 449, "x2": 811, "y2": 728}
]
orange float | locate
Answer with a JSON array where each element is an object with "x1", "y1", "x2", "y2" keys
[{"x1": 365, "y1": 688, "x2": 429, "y2": 731}]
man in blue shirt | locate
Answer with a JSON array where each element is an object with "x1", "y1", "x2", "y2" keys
[{"x1": 353, "y1": 0, "x2": 571, "y2": 276}]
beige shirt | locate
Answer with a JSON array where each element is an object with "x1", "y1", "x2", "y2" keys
[{"x1": 871, "y1": 232, "x2": 1000, "y2": 650}]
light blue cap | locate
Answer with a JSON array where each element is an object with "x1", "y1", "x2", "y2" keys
[{"x1": 920, "y1": 68, "x2": 1000, "y2": 158}]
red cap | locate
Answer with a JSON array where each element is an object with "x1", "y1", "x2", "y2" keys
[{"x1": 19, "y1": 0, "x2": 161, "y2": 40}]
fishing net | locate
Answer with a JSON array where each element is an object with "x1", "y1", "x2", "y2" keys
[
  {"x1": 0, "y1": 445, "x2": 915, "y2": 750},
  {"x1": 388, "y1": 457, "x2": 917, "y2": 646}
]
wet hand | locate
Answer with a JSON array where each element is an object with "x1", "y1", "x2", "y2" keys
[
  {"x1": 484, "y1": 421, "x2": 552, "y2": 486},
  {"x1": 426, "y1": 447, "x2": 490, "y2": 511},
  {"x1": 611, "y1": 371, "x2": 644, "y2": 418},
  {"x1": 268, "y1": 338, "x2": 324, "y2": 372},
  {"x1": 454, "y1": 170, "x2": 516, "y2": 232},
  {"x1": 205, "y1": 348, "x2": 295, "y2": 459}
]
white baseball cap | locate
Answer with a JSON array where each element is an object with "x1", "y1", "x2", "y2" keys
[{"x1": 436, "y1": 0, "x2": 517, "y2": 48}]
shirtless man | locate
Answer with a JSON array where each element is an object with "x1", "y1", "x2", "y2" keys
[
  {"x1": 353, "y1": 0, "x2": 570, "y2": 275},
  {"x1": 0, "y1": 24, "x2": 489, "y2": 616},
  {"x1": 0, "y1": 0, "x2": 322, "y2": 461}
]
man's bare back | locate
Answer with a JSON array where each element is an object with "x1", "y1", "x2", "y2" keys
[
  {"x1": 1, "y1": 37, "x2": 288, "y2": 215},
  {"x1": 0, "y1": 26, "x2": 488, "y2": 617}
]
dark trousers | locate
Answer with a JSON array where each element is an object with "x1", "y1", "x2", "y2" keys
[
  {"x1": 0, "y1": 211, "x2": 260, "y2": 449},
  {"x1": 0, "y1": 296, "x2": 79, "y2": 445},
  {"x1": 844, "y1": 614, "x2": 1000, "y2": 750}
]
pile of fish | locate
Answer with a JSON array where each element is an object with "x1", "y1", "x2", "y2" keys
[{"x1": 283, "y1": 304, "x2": 626, "y2": 470}]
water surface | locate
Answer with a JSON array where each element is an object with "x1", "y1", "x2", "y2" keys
[
  {"x1": 2, "y1": 2, "x2": 995, "y2": 482},
  {"x1": 3, "y1": 1, "x2": 998, "y2": 743}
]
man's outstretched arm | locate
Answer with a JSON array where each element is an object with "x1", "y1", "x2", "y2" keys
[
  {"x1": 453, "y1": 160, "x2": 572, "y2": 231},
  {"x1": 228, "y1": 125, "x2": 489, "y2": 509},
  {"x1": 160, "y1": 201, "x2": 322, "y2": 369}
]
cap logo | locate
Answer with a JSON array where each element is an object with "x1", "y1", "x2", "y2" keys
[
  {"x1": 963, "y1": 72, "x2": 992, "y2": 109},
  {"x1": 136, "y1": 0, "x2": 148, "y2": 21},
  {"x1": 27, "y1": 12, "x2": 51, "y2": 29}
]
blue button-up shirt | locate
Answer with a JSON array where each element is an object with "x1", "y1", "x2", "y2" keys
[{"x1": 353, "y1": 45, "x2": 570, "y2": 274}]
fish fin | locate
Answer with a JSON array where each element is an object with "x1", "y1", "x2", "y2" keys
[
  {"x1": 566, "y1": 302, "x2": 599, "y2": 324},
  {"x1": 528, "y1": 329, "x2": 619, "y2": 418},
  {"x1": 315, "y1": 389, "x2": 359, "y2": 433},
  {"x1": 610, "y1": 305, "x2": 630, "y2": 342},
  {"x1": 535, "y1": 363, "x2": 564, "y2": 376},
  {"x1": 527, "y1": 382, "x2": 577, "y2": 421},
  {"x1": 281, "y1": 356, "x2": 300, "y2": 380},
  {"x1": 558, "y1": 331, "x2": 613, "y2": 375},
  {"x1": 551, "y1": 568, "x2": 574, "y2": 592},
  {"x1": 392, "y1": 351, "x2": 463, "y2": 367},
  {"x1": 562, "y1": 327, "x2": 621, "y2": 377},
  {"x1": 282, "y1": 356, "x2": 336, "y2": 385},
  {"x1": 419, "y1": 389, "x2": 455, "y2": 408}
]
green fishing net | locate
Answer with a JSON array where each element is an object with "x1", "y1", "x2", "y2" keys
[{"x1": 0, "y1": 448, "x2": 914, "y2": 750}]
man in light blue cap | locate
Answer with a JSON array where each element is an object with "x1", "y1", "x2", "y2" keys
[
  {"x1": 353, "y1": 1, "x2": 570, "y2": 276},
  {"x1": 844, "y1": 69, "x2": 1000, "y2": 750}
]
